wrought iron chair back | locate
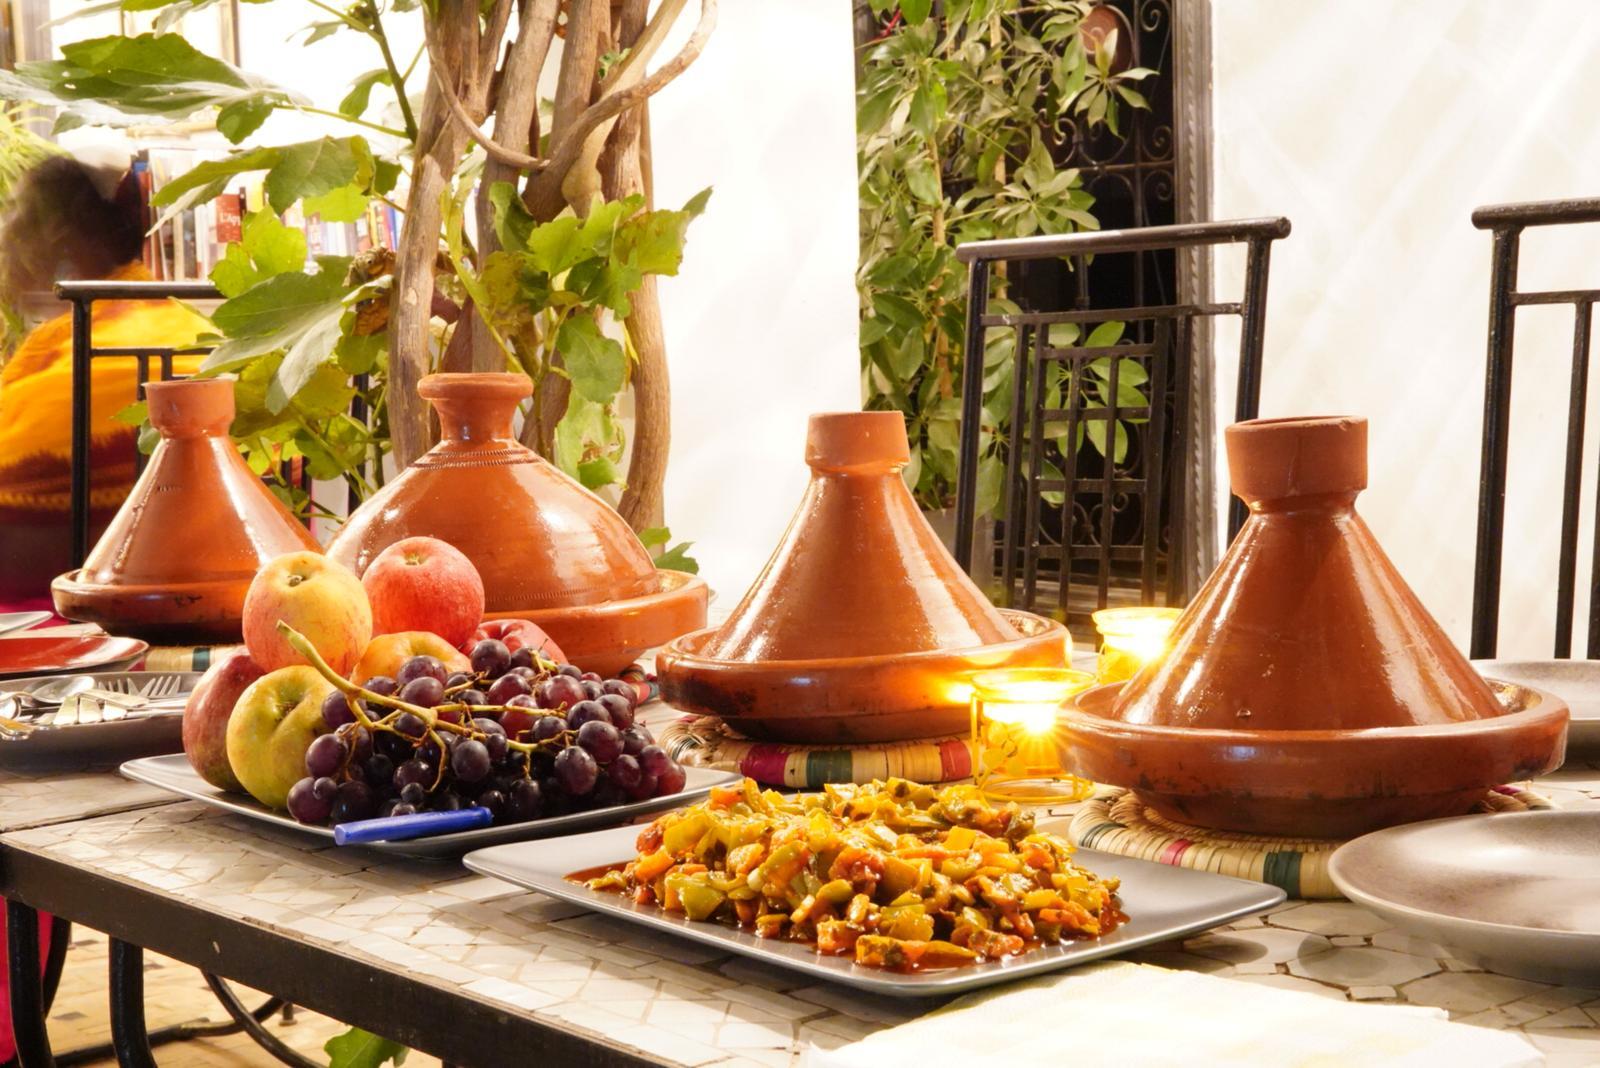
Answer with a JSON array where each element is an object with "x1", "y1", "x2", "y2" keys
[
  {"x1": 1469, "y1": 197, "x2": 1600, "y2": 659},
  {"x1": 59, "y1": 280, "x2": 363, "y2": 570},
  {"x1": 951, "y1": 218, "x2": 1290, "y2": 620}
]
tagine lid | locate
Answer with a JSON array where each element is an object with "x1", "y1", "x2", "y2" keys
[
  {"x1": 77, "y1": 378, "x2": 319, "y2": 588},
  {"x1": 698, "y1": 410, "x2": 1020, "y2": 663},
  {"x1": 326, "y1": 372, "x2": 658, "y2": 611},
  {"x1": 1110, "y1": 414, "x2": 1504, "y2": 732}
]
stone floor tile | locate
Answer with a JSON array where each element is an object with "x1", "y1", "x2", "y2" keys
[
  {"x1": 1288, "y1": 946, "x2": 1439, "y2": 987},
  {"x1": 1529, "y1": 1007, "x2": 1600, "y2": 1031},
  {"x1": 1401, "y1": 971, "x2": 1547, "y2": 1014},
  {"x1": 1184, "y1": 927, "x2": 1333, "y2": 973},
  {"x1": 718, "y1": 1020, "x2": 796, "y2": 1049},
  {"x1": 1268, "y1": 901, "x2": 1393, "y2": 937},
  {"x1": 1348, "y1": 985, "x2": 1397, "y2": 1001},
  {"x1": 611, "y1": 1024, "x2": 730, "y2": 1067},
  {"x1": 1369, "y1": 929, "x2": 1453, "y2": 958}
]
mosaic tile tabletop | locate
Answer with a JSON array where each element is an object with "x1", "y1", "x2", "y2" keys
[
  {"x1": 0, "y1": 763, "x2": 176, "y2": 833},
  {"x1": 3, "y1": 762, "x2": 1598, "y2": 1067}
]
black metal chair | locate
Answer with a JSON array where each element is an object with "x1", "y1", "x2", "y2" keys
[
  {"x1": 950, "y1": 218, "x2": 1290, "y2": 621},
  {"x1": 1470, "y1": 197, "x2": 1600, "y2": 659}
]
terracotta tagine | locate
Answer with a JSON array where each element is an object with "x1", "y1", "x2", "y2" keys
[
  {"x1": 1065, "y1": 416, "x2": 1568, "y2": 838},
  {"x1": 52, "y1": 378, "x2": 322, "y2": 643},
  {"x1": 657, "y1": 411, "x2": 1070, "y2": 743},
  {"x1": 325, "y1": 372, "x2": 705, "y2": 675}
]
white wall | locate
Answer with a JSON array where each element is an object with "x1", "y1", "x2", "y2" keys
[
  {"x1": 641, "y1": 1, "x2": 863, "y2": 602},
  {"x1": 1210, "y1": 0, "x2": 1600, "y2": 656}
]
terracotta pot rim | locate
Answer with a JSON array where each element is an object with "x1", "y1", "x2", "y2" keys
[
  {"x1": 417, "y1": 371, "x2": 531, "y2": 400},
  {"x1": 1071, "y1": 679, "x2": 1570, "y2": 741},
  {"x1": 52, "y1": 568, "x2": 264, "y2": 598},
  {"x1": 482, "y1": 569, "x2": 705, "y2": 624},
  {"x1": 661, "y1": 608, "x2": 1065, "y2": 672}
]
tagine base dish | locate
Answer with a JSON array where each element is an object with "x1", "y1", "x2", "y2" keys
[
  {"x1": 1329, "y1": 810, "x2": 1600, "y2": 986},
  {"x1": 658, "y1": 714, "x2": 978, "y2": 787},
  {"x1": 51, "y1": 570, "x2": 253, "y2": 644},
  {"x1": 657, "y1": 609, "x2": 1070, "y2": 744},
  {"x1": 1064, "y1": 679, "x2": 1569, "y2": 838},
  {"x1": 484, "y1": 568, "x2": 706, "y2": 678},
  {"x1": 1068, "y1": 786, "x2": 1554, "y2": 901}
]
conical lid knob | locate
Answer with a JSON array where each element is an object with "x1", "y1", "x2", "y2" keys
[
  {"x1": 700, "y1": 411, "x2": 1019, "y2": 662},
  {"x1": 1111, "y1": 415, "x2": 1503, "y2": 730},
  {"x1": 327, "y1": 373, "x2": 658, "y2": 611},
  {"x1": 80, "y1": 379, "x2": 320, "y2": 589}
]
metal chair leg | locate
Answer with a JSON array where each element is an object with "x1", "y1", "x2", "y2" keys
[
  {"x1": 6, "y1": 901, "x2": 54, "y2": 1068},
  {"x1": 107, "y1": 939, "x2": 156, "y2": 1068},
  {"x1": 200, "y1": 974, "x2": 320, "y2": 1068}
]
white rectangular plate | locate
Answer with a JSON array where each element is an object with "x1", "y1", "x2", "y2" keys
[
  {"x1": 464, "y1": 823, "x2": 1286, "y2": 995},
  {"x1": 121, "y1": 754, "x2": 743, "y2": 860}
]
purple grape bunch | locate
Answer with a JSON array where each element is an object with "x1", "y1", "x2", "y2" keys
[{"x1": 285, "y1": 638, "x2": 685, "y2": 827}]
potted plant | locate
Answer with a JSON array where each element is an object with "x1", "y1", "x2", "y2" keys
[{"x1": 0, "y1": 0, "x2": 713, "y2": 559}]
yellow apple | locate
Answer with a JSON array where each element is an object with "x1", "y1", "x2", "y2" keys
[
  {"x1": 226, "y1": 666, "x2": 335, "y2": 810},
  {"x1": 351, "y1": 631, "x2": 471, "y2": 684},
  {"x1": 243, "y1": 551, "x2": 372, "y2": 676}
]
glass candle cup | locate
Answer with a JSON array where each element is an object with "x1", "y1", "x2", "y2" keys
[
  {"x1": 1092, "y1": 606, "x2": 1181, "y2": 684},
  {"x1": 970, "y1": 667, "x2": 1096, "y2": 803}
]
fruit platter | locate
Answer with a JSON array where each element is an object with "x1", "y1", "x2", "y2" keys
[{"x1": 138, "y1": 537, "x2": 733, "y2": 858}]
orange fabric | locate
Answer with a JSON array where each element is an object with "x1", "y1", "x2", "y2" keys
[{"x1": 0, "y1": 263, "x2": 210, "y2": 520}]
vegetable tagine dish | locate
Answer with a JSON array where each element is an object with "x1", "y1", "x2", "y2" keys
[{"x1": 581, "y1": 778, "x2": 1125, "y2": 970}]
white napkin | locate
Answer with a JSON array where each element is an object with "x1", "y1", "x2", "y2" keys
[{"x1": 801, "y1": 962, "x2": 1543, "y2": 1068}]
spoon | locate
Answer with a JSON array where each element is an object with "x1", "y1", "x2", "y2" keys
[{"x1": 24, "y1": 675, "x2": 98, "y2": 706}]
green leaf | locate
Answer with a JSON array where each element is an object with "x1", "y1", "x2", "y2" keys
[
  {"x1": 112, "y1": 400, "x2": 148, "y2": 426},
  {"x1": 612, "y1": 189, "x2": 710, "y2": 277},
  {"x1": 899, "y1": 0, "x2": 932, "y2": 25},
  {"x1": 554, "y1": 393, "x2": 606, "y2": 478},
  {"x1": 557, "y1": 315, "x2": 626, "y2": 404},
  {"x1": 905, "y1": 155, "x2": 941, "y2": 205},
  {"x1": 0, "y1": 33, "x2": 296, "y2": 139},
  {"x1": 488, "y1": 181, "x2": 535, "y2": 253},
  {"x1": 339, "y1": 69, "x2": 390, "y2": 120},
  {"x1": 303, "y1": 183, "x2": 369, "y2": 223},
  {"x1": 324, "y1": 1027, "x2": 408, "y2": 1068},
  {"x1": 652, "y1": 540, "x2": 699, "y2": 574},
  {"x1": 1085, "y1": 320, "x2": 1125, "y2": 348},
  {"x1": 637, "y1": 526, "x2": 671, "y2": 550},
  {"x1": 203, "y1": 260, "x2": 350, "y2": 376},
  {"x1": 577, "y1": 456, "x2": 619, "y2": 490},
  {"x1": 265, "y1": 137, "x2": 369, "y2": 215},
  {"x1": 211, "y1": 210, "x2": 308, "y2": 297}
]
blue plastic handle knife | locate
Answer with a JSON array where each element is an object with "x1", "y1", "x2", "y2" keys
[{"x1": 333, "y1": 806, "x2": 493, "y2": 845}]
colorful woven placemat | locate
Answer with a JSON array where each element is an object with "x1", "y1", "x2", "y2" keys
[
  {"x1": 659, "y1": 714, "x2": 976, "y2": 788},
  {"x1": 1066, "y1": 785, "x2": 1554, "y2": 900}
]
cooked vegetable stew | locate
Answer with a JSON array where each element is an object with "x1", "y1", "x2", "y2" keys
[{"x1": 577, "y1": 777, "x2": 1124, "y2": 970}]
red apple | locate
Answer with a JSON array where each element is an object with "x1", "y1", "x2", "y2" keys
[
  {"x1": 243, "y1": 552, "x2": 372, "y2": 676},
  {"x1": 462, "y1": 618, "x2": 566, "y2": 665},
  {"x1": 363, "y1": 536, "x2": 485, "y2": 648},
  {"x1": 182, "y1": 649, "x2": 264, "y2": 791}
]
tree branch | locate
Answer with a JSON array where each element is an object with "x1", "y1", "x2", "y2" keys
[{"x1": 525, "y1": 0, "x2": 714, "y2": 218}]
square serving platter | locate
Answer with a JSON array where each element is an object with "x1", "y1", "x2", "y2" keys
[
  {"x1": 121, "y1": 753, "x2": 743, "y2": 860},
  {"x1": 464, "y1": 823, "x2": 1287, "y2": 996},
  {"x1": 0, "y1": 671, "x2": 196, "y2": 767}
]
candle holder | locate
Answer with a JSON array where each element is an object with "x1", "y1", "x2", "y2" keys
[
  {"x1": 970, "y1": 667, "x2": 1096, "y2": 803},
  {"x1": 1092, "y1": 606, "x2": 1181, "y2": 683}
]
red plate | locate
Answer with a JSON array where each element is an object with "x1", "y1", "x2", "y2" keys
[{"x1": 0, "y1": 635, "x2": 148, "y2": 679}]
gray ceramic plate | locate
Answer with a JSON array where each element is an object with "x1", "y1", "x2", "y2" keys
[
  {"x1": 121, "y1": 754, "x2": 743, "y2": 860},
  {"x1": 464, "y1": 825, "x2": 1285, "y2": 996},
  {"x1": 1330, "y1": 810, "x2": 1600, "y2": 985},
  {"x1": 1473, "y1": 659, "x2": 1598, "y2": 757}
]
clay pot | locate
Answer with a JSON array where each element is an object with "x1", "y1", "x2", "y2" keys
[
  {"x1": 52, "y1": 378, "x2": 321, "y2": 643},
  {"x1": 658, "y1": 411, "x2": 1070, "y2": 742},
  {"x1": 326, "y1": 373, "x2": 705, "y2": 674},
  {"x1": 1065, "y1": 416, "x2": 1568, "y2": 836}
]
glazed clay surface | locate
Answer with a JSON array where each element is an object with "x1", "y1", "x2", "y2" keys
[
  {"x1": 702, "y1": 411, "x2": 1019, "y2": 661},
  {"x1": 1113, "y1": 416, "x2": 1504, "y2": 730},
  {"x1": 52, "y1": 378, "x2": 320, "y2": 642},
  {"x1": 1067, "y1": 415, "x2": 1567, "y2": 837},
  {"x1": 659, "y1": 411, "x2": 1069, "y2": 743},
  {"x1": 327, "y1": 373, "x2": 657, "y2": 611}
]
